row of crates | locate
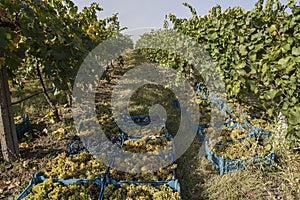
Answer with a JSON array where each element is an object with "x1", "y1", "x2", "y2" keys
[
  {"x1": 196, "y1": 84, "x2": 275, "y2": 175},
  {"x1": 175, "y1": 83, "x2": 276, "y2": 175},
  {"x1": 17, "y1": 113, "x2": 181, "y2": 199},
  {"x1": 17, "y1": 172, "x2": 180, "y2": 200}
]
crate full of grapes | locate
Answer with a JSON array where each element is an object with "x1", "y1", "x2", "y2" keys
[
  {"x1": 197, "y1": 122, "x2": 250, "y2": 142},
  {"x1": 204, "y1": 137, "x2": 275, "y2": 175},
  {"x1": 99, "y1": 178, "x2": 181, "y2": 200},
  {"x1": 107, "y1": 153, "x2": 177, "y2": 182},
  {"x1": 16, "y1": 172, "x2": 104, "y2": 200},
  {"x1": 45, "y1": 152, "x2": 109, "y2": 180}
]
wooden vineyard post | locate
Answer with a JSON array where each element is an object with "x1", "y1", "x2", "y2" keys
[{"x1": 0, "y1": 66, "x2": 19, "y2": 161}]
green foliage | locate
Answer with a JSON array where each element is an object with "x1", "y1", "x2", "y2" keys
[
  {"x1": 0, "y1": 0, "x2": 132, "y2": 97},
  {"x1": 136, "y1": 0, "x2": 300, "y2": 138}
]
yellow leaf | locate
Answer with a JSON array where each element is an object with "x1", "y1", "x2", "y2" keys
[
  {"x1": 42, "y1": 128, "x2": 48, "y2": 134},
  {"x1": 54, "y1": 128, "x2": 66, "y2": 139},
  {"x1": 44, "y1": 111, "x2": 54, "y2": 118},
  {"x1": 19, "y1": 142, "x2": 29, "y2": 149}
]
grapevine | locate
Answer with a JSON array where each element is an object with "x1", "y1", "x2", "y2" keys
[{"x1": 137, "y1": 0, "x2": 300, "y2": 137}]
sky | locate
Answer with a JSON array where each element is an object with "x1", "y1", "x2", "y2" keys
[{"x1": 72, "y1": 0, "x2": 289, "y2": 38}]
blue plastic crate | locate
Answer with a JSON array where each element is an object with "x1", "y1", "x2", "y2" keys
[
  {"x1": 242, "y1": 117, "x2": 273, "y2": 139},
  {"x1": 195, "y1": 83, "x2": 209, "y2": 100},
  {"x1": 15, "y1": 114, "x2": 30, "y2": 137},
  {"x1": 122, "y1": 133, "x2": 173, "y2": 140},
  {"x1": 194, "y1": 83, "x2": 233, "y2": 113},
  {"x1": 99, "y1": 178, "x2": 181, "y2": 200},
  {"x1": 107, "y1": 162, "x2": 177, "y2": 182},
  {"x1": 108, "y1": 146, "x2": 176, "y2": 166},
  {"x1": 204, "y1": 140, "x2": 275, "y2": 176},
  {"x1": 194, "y1": 90, "x2": 225, "y2": 109},
  {"x1": 107, "y1": 150, "x2": 177, "y2": 182},
  {"x1": 118, "y1": 112, "x2": 165, "y2": 127},
  {"x1": 121, "y1": 132, "x2": 173, "y2": 146},
  {"x1": 16, "y1": 172, "x2": 104, "y2": 200},
  {"x1": 197, "y1": 124, "x2": 210, "y2": 141},
  {"x1": 106, "y1": 148, "x2": 177, "y2": 181},
  {"x1": 199, "y1": 94, "x2": 233, "y2": 115},
  {"x1": 173, "y1": 101, "x2": 234, "y2": 136},
  {"x1": 197, "y1": 121, "x2": 245, "y2": 142},
  {"x1": 117, "y1": 113, "x2": 166, "y2": 137},
  {"x1": 172, "y1": 99, "x2": 180, "y2": 108}
]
